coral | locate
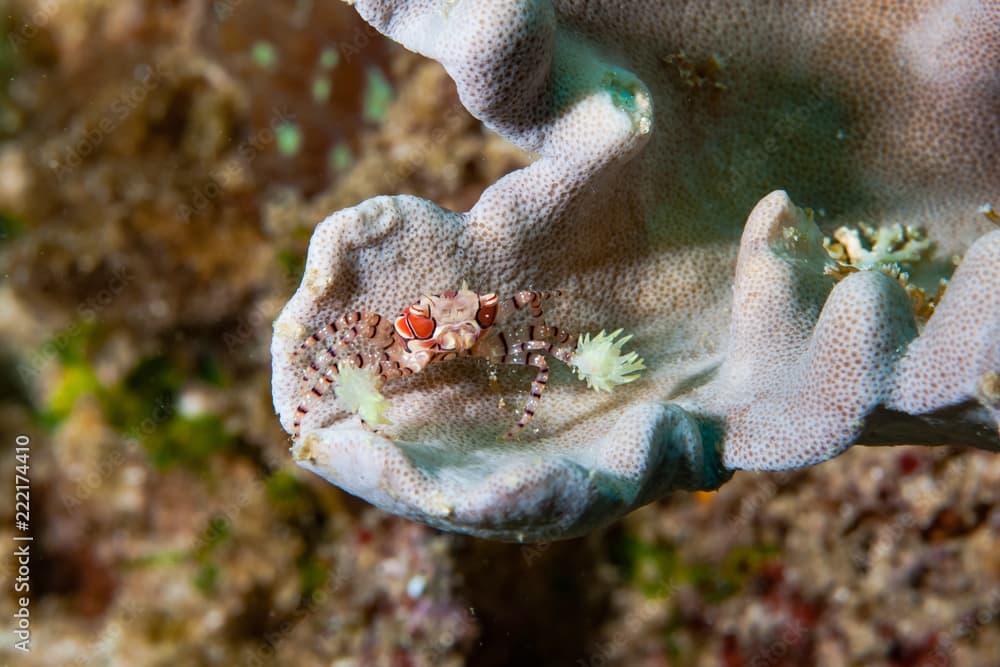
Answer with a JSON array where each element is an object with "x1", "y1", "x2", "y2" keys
[
  {"x1": 824, "y1": 222, "x2": 932, "y2": 271},
  {"x1": 273, "y1": 1, "x2": 1000, "y2": 541}
]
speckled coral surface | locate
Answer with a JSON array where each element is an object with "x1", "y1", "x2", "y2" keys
[{"x1": 272, "y1": 0, "x2": 1000, "y2": 540}]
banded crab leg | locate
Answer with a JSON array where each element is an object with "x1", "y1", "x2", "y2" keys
[
  {"x1": 375, "y1": 337, "x2": 419, "y2": 381},
  {"x1": 481, "y1": 318, "x2": 578, "y2": 439},
  {"x1": 291, "y1": 311, "x2": 396, "y2": 437},
  {"x1": 494, "y1": 290, "x2": 576, "y2": 438},
  {"x1": 503, "y1": 289, "x2": 565, "y2": 320}
]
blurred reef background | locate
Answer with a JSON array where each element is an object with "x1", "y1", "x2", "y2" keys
[{"x1": 0, "y1": 1, "x2": 999, "y2": 665}]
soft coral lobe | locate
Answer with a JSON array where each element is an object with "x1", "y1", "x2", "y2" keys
[{"x1": 272, "y1": 1, "x2": 999, "y2": 540}]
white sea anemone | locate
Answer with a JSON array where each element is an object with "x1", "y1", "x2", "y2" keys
[
  {"x1": 570, "y1": 329, "x2": 646, "y2": 392},
  {"x1": 334, "y1": 362, "x2": 391, "y2": 427}
]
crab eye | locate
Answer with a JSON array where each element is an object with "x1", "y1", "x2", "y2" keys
[{"x1": 476, "y1": 302, "x2": 498, "y2": 328}]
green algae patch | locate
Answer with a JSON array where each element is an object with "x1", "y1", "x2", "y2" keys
[
  {"x1": 318, "y1": 47, "x2": 339, "y2": 69},
  {"x1": 193, "y1": 562, "x2": 219, "y2": 594},
  {"x1": 100, "y1": 354, "x2": 181, "y2": 431},
  {"x1": 276, "y1": 122, "x2": 303, "y2": 157},
  {"x1": 329, "y1": 143, "x2": 353, "y2": 172},
  {"x1": 126, "y1": 550, "x2": 186, "y2": 569},
  {"x1": 192, "y1": 515, "x2": 231, "y2": 595},
  {"x1": 35, "y1": 320, "x2": 105, "y2": 427},
  {"x1": 196, "y1": 352, "x2": 229, "y2": 387},
  {"x1": 612, "y1": 534, "x2": 779, "y2": 603},
  {"x1": 98, "y1": 354, "x2": 237, "y2": 470},
  {"x1": 312, "y1": 76, "x2": 332, "y2": 103},
  {"x1": 611, "y1": 535, "x2": 684, "y2": 598},
  {"x1": 201, "y1": 515, "x2": 233, "y2": 552},
  {"x1": 276, "y1": 248, "x2": 307, "y2": 279},
  {"x1": 265, "y1": 469, "x2": 313, "y2": 515},
  {"x1": 298, "y1": 557, "x2": 329, "y2": 602},
  {"x1": 43, "y1": 364, "x2": 101, "y2": 426},
  {"x1": 0, "y1": 212, "x2": 24, "y2": 243},
  {"x1": 251, "y1": 40, "x2": 279, "y2": 70},
  {"x1": 363, "y1": 66, "x2": 393, "y2": 123},
  {"x1": 144, "y1": 414, "x2": 237, "y2": 470},
  {"x1": 32, "y1": 340, "x2": 239, "y2": 467}
]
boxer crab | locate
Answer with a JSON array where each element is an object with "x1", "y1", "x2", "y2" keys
[{"x1": 290, "y1": 285, "x2": 645, "y2": 439}]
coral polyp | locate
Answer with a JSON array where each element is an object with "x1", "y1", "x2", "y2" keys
[
  {"x1": 333, "y1": 361, "x2": 391, "y2": 428},
  {"x1": 570, "y1": 329, "x2": 646, "y2": 393}
]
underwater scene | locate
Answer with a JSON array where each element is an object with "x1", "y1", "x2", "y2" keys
[{"x1": 1, "y1": 1, "x2": 999, "y2": 665}]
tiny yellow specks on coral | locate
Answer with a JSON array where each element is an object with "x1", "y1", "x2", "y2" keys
[
  {"x1": 334, "y1": 362, "x2": 391, "y2": 427},
  {"x1": 426, "y1": 493, "x2": 454, "y2": 517},
  {"x1": 571, "y1": 329, "x2": 646, "y2": 392},
  {"x1": 303, "y1": 266, "x2": 333, "y2": 293}
]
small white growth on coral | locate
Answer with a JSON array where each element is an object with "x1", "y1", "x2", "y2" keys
[
  {"x1": 570, "y1": 329, "x2": 645, "y2": 392},
  {"x1": 334, "y1": 361, "x2": 391, "y2": 427},
  {"x1": 274, "y1": 314, "x2": 306, "y2": 342},
  {"x1": 825, "y1": 222, "x2": 932, "y2": 270},
  {"x1": 823, "y1": 222, "x2": 945, "y2": 319}
]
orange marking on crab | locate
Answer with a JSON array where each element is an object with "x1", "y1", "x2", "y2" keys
[{"x1": 394, "y1": 310, "x2": 435, "y2": 340}]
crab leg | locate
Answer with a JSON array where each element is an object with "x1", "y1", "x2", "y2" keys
[
  {"x1": 490, "y1": 333, "x2": 578, "y2": 439},
  {"x1": 504, "y1": 349, "x2": 549, "y2": 438},
  {"x1": 505, "y1": 289, "x2": 564, "y2": 319},
  {"x1": 292, "y1": 311, "x2": 394, "y2": 437},
  {"x1": 293, "y1": 312, "x2": 389, "y2": 372},
  {"x1": 376, "y1": 338, "x2": 417, "y2": 380},
  {"x1": 292, "y1": 365, "x2": 341, "y2": 436}
]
